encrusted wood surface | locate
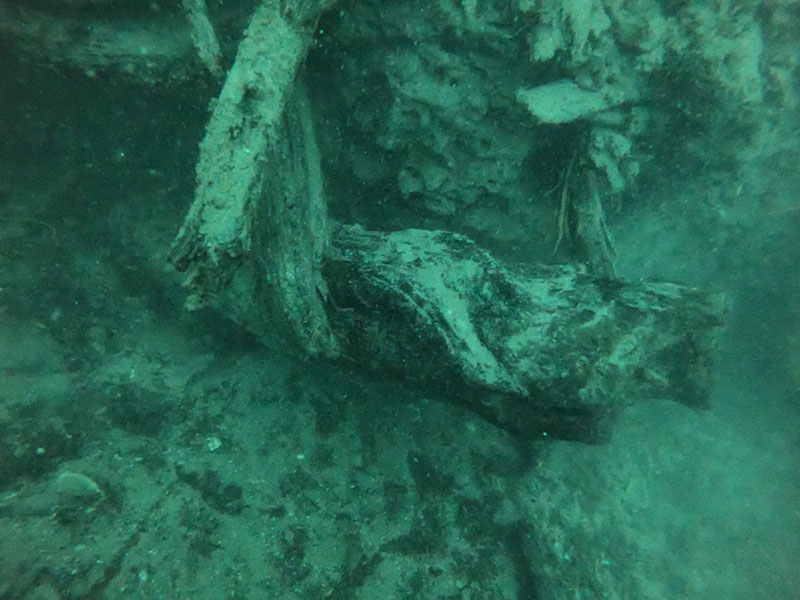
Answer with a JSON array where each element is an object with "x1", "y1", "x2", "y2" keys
[
  {"x1": 0, "y1": 1, "x2": 197, "y2": 84},
  {"x1": 324, "y1": 224, "x2": 725, "y2": 439},
  {"x1": 161, "y1": 1, "x2": 725, "y2": 440},
  {"x1": 169, "y1": 2, "x2": 339, "y2": 356}
]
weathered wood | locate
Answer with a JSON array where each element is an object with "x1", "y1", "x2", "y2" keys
[
  {"x1": 163, "y1": 0, "x2": 725, "y2": 441},
  {"x1": 0, "y1": 0, "x2": 339, "y2": 84},
  {"x1": 169, "y1": 2, "x2": 339, "y2": 357},
  {"x1": 0, "y1": 2, "x2": 198, "y2": 84},
  {"x1": 324, "y1": 224, "x2": 725, "y2": 439}
]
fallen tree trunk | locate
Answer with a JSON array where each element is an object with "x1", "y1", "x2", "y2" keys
[
  {"x1": 166, "y1": 0, "x2": 726, "y2": 441},
  {"x1": 323, "y1": 225, "x2": 725, "y2": 440},
  {"x1": 0, "y1": 1, "x2": 200, "y2": 84},
  {"x1": 169, "y1": 1, "x2": 340, "y2": 357}
]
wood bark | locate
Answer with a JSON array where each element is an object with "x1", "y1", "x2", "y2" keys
[
  {"x1": 323, "y1": 224, "x2": 725, "y2": 440},
  {"x1": 161, "y1": 1, "x2": 726, "y2": 441},
  {"x1": 169, "y1": 2, "x2": 340, "y2": 357}
]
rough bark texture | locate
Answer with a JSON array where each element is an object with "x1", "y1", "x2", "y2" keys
[
  {"x1": 168, "y1": 2, "x2": 339, "y2": 356},
  {"x1": 159, "y1": 1, "x2": 727, "y2": 440},
  {"x1": 324, "y1": 224, "x2": 725, "y2": 439},
  {"x1": 11, "y1": 0, "x2": 729, "y2": 438},
  {"x1": 0, "y1": 1, "x2": 198, "y2": 84}
]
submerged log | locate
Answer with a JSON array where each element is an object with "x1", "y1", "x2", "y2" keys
[
  {"x1": 1, "y1": 0, "x2": 727, "y2": 440},
  {"x1": 166, "y1": 1, "x2": 725, "y2": 441},
  {"x1": 323, "y1": 224, "x2": 725, "y2": 440},
  {"x1": 169, "y1": 2, "x2": 339, "y2": 357}
]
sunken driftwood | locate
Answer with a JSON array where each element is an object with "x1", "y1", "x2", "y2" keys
[
  {"x1": 166, "y1": 0, "x2": 725, "y2": 441},
  {"x1": 0, "y1": 0, "x2": 336, "y2": 84},
  {"x1": 2, "y1": 0, "x2": 726, "y2": 439},
  {"x1": 169, "y1": 2, "x2": 340, "y2": 357},
  {"x1": 323, "y1": 224, "x2": 725, "y2": 439},
  {"x1": 0, "y1": 1, "x2": 200, "y2": 84}
]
